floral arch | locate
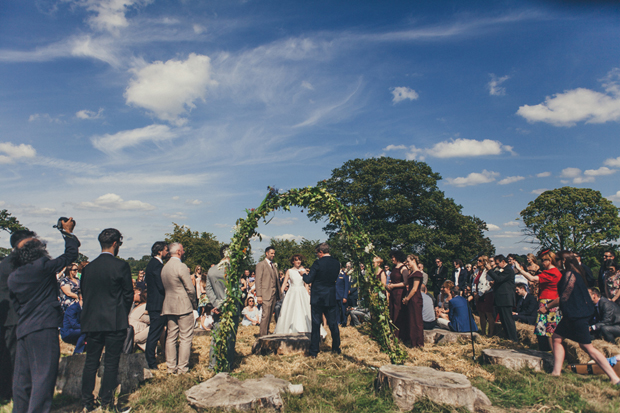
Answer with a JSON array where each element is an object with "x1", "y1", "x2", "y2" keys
[{"x1": 211, "y1": 186, "x2": 407, "y2": 372}]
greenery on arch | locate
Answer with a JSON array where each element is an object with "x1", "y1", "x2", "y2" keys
[{"x1": 211, "y1": 186, "x2": 407, "y2": 372}]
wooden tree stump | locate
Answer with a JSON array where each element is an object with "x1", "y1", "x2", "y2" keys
[
  {"x1": 376, "y1": 365, "x2": 489, "y2": 412},
  {"x1": 186, "y1": 373, "x2": 302, "y2": 411},
  {"x1": 424, "y1": 328, "x2": 479, "y2": 345},
  {"x1": 482, "y1": 348, "x2": 554, "y2": 372},
  {"x1": 251, "y1": 332, "x2": 311, "y2": 355}
]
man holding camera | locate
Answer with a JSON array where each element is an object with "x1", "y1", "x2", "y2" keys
[{"x1": 8, "y1": 218, "x2": 79, "y2": 413}]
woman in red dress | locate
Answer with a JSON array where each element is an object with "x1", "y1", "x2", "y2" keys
[
  {"x1": 402, "y1": 254, "x2": 424, "y2": 347},
  {"x1": 387, "y1": 250, "x2": 409, "y2": 339}
]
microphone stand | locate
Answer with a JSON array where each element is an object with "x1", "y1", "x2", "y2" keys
[{"x1": 466, "y1": 293, "x2": 476, "y2": 362}]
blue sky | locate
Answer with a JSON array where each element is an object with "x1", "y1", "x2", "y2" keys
[{"x1": 1, "y1": 0, "x2": 620, "y2": 261}]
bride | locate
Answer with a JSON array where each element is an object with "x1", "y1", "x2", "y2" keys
[{"x1": 275, "y1": 254, "x2": 325, "y2": 336}]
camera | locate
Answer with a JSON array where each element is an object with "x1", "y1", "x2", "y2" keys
[{"x1": 53, "y1": 217, "x2": 75, "y2": 233}]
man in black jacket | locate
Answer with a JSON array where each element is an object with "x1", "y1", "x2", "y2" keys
[
  {"x1": 8, "y1": 219, "x2": 79, "y2": 413},
  {"x1": 144, "y1": 241, "x2": 169, "y2": 369},
  {"x1": 486, "y1": 255, "x2": 519, "y2": 342},
  {"x1": 80, "y1": 229, "x2": 133, "y2": 413},
  {"x1": 433, "y1": 258, "x2": 448, "y2": 298},
  {"x1": 0, "y1": 230, "x2": 36, "y2": 401},
  {"x1": 589, "y1": 287, "x2": 620, "y2": 343},
  {"x1": 512, "y1": 283, "x2": 538, "y2": 325},
  {"x1": 301, "y1": 242, "x2": 341, "y2": 357}
]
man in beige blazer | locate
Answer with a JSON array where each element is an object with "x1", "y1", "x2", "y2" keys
[
  {"x1": 160, "y1": 243, "x2": 197, "y2": 374},
  {"x1": 256, "y1": 246, "x2": 281, "y2": 336}
]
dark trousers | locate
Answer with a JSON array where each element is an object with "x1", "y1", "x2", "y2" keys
[
  {"x1": 12, "y1": 328, "x2": 59, "y2": 413},
  {"x1": 61, "y1": 330, "x2": 86, "y2": 354},
  {"x1": 600, "y1": 324, "x2": 620, "y2": 343},
  {"x1": 310, "y1": 303, "x2": 340, "y2": 356},
  {"x1": 497, "y1": 306, "x2": 519, "y2": 342},
  {"x1": 423, "y1": 320, "x2": 437, "y2": 330},
  {"x1": 0, "y1": 324, "x2": 17, "y2": 400},
  {"x1": 81, "y1": 330, "x2": 126, "y2": 409},
  {"x1": 337, "y1": 299, "x2": 347, "y2": 326},
  {"x1": 145, "y1": 311, "x2": 166, "y2": 368}
]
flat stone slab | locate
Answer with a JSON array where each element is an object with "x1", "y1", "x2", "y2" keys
[
  {"x1": 56, "y1": 353, "x2": 153, "y2": 398},
  {"x1": 482, "y1": 348, "x2": 554, "y2": 372},
  {"x1": 376, "y1": 365, "x2": 490, "y2": 412},
  {"x1": 186, "y1": 373, "x2": 302, "y2": 411},
  {"x1": 424, "y1": 328, "x2": 479, "y2": 345},
  {"x1": 252, "y1": 333, "x2": 311, "y2": 355}
]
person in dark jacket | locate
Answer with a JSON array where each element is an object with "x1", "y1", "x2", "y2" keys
[
  {"x1": 575, "y1": 253, "x2": 596, "y2": 288},
  {"x1": 80, "y1": 228, "x2": 133, "y2": 413},
  {"x1": 60, "y1": 294, "x2": 86, "y2": 354},
  {"x1": 432, "y1": 258, "x2": 448, "y2": 298},
  {"x1": 300, "y1": 242, "x2": 341, "y2": 357},
  {"x1": 144, "y1": 241, "x2": 169, "y2": 369},
  {"x1": 588, "y1": 287, "x2": 620, "y2": 343},
  {"x1": 0, "y1": 230, "x2": 36, "y2": 401},
  {"x1": 486, "y1": 254, "x2": 519, "y2": 342},
  {"x1": 446, "y1": 286, "x2": 478, "y2": 333},
  {"x1": 453, "y1": 259, "x2": 468, "y2": 292},
  {"x1": 512, "y1": 283, "x2": 538, "y2": 325},
  {"x1": 8, "y1": 219, "x2": 79, "y2": 413},
  {"x1": 335, "y1": 266, "x2": 350, "y2": 326}
]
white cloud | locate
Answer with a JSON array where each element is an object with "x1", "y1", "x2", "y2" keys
[
  {"x1": 273, "y1": 234, "x2": 305, "y2": 242},
  {"x1": 193, "y1": 24, "x2": 205, "y2": 34},
  {"x1": 493, "y1": 231, "x2": 522, "y2": 239},
  {"x1": 559, "y1": 167, "x2": 599, "y2": 184},
  {"x1": 28, "y1": 113, "x2": 63, "y2": 123},
  {"x1": 445, "y1": 170, "x2": 499, "y2": 187},
  {"x1": 383, "y1": 144, "x2": 407, "y2": 151},
  {"x1": 504, "y1": 221, "x2": 520, "y2": 227},
  {"x1": 391, "y1": 86, "x2": 419, "y2": 103},
  {"x1": 125, "y1": 53, "x2": 217, "y2": 125},
  {"x1": 76, "y1": 193, "x2": 155, "y2": 212},
  {"x1": 214, "y1": 223, "x2": 230, "y2": 228},
  {"x1": 76, "y1": 0, "x2": 152, "y2": 33},
  {"x1": 498, "y1": 175, "x2": 525, "y2": 185},
  {"x1": 573, "y1": 176, "x2": 595, "y2": 184},
  {"x1": 163, "y1": 212, "x2": 187, "y2": 220},
  {"x1": 531, "y1": 188, "x2": 548, "y2": 195},
  {"x1": 172, "y1": 196, "x2": 180, "y2": 200},
  {"x1": 269, "y1": 217, "x2": 298, "y2": 226},
  {"x1": 76, "y1": 108, "x2": 104, "y2": 119},
  {"x1": 0, "y1": 142, "x2": 37, "y2": 164},
  {"x1": 185, "y1": 199, "x2": 202, "y2": 205},
  {"x1": 604, "y1": 157, "x2": 620, "y2": 168},
  {"x1": 385, "y1": 138, "x2": 514, "y2": 160},
  {"x1": 536, "y1": 171, "x2": 551, "y2": 178},
  {"x1": 69, "y1": 172, "x2": 209, "y2": 187},
  {"x1": 607, "y1": 191, "x2": 620, "y2": 203},
  {"x1": 488, "y1": 74, "x2": 510, "y2": 96},
  {"x1": 301, "y1": 81, "x2": 314, "y2": 90},
  {"x1": 486, "y1": 224, "x2": 501, "y2": 231},
  {"x1": 517, "y1": 68, "x2": 620, "y2": 126},
  {"x1": 560, "y1": 167, "x2": 582, "y2": 178},
  {"x1": 91, "y1": 124, "x2": 179, "y2": 153},
  {"x1": 584, "y1": 166, "x2": 616, "y2": 177}
]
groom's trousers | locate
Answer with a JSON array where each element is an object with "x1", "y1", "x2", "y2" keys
[
  {"x1": 259, "y1": 296, "x2": 277, "y2": 337},
  {"x1": 309, "y1": 303, "x2": 340, "y2": 356}
]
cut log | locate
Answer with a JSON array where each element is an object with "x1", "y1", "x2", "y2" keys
[
  {"x1": 482, "y1": 348, "x2": 554, "y2": 372},
  {"x1": 376, "y1": 365, "x2": 489, "y2": 412},
  {"x1": 423, "y1": 328, "x2": 479, "y2": 345},
  {"x1": 251, "y1": 332, "x2": 311, "y2": 355},
  {"x1": 186, "y1": 373, "x2": 302, "y2": 411}
]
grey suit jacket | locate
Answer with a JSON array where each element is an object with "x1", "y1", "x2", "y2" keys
[
  {"x1": 255, "y1": 259, "x2": 281, "y2": 301},
  {"x1": 205, "y1": 265, "x2": 227, "y2": 310},
  {"x1": 161, "y1": 257, "x2": 196, "y2": 316}
]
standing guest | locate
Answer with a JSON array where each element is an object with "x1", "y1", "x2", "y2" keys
[
  {"x1": 473, "y1": 256, "x2": 495, "y2": 337},
  {"x1": 135, "y1": 270, "x2": 146, "y2": 292},
  {"x1": 60, "y1": 293, "x2": 86, "y2": 354},
  {"x1": 453, "y1": 259, "x2": 468, "y2": 292},
  {"x1": 420, "y1": 284, "x2": 437, "y2": 330},
  {"x1": 197, "y1": 272, "x2": 210, "y2": 317},
  {"x1": 599, "y1": 251, "x2": 616, "y2": 292},
  {"x1": 402, "y1": 254, "x2": 424, "y2": 348},
  {"x1": 8, "y1": 220, "x2": 78, "y2": 413},
  {"x1": 525, "y1": 253, "x2": 541, "y2": 296},
  {"x1": 386, "y1": 250, "x2": 409, "y2": 339},
  {"x1": 465, "y1": 263, "x2": 473, "y2": 284},
  {"x1": 80, "y1": 228, "x2": 132, "y2": 413},
  {"x1": 419, "y1": 262, "x2": 429, "y2": 286},
  {"x1": 588, "y1": 287, "x2": 620, "y2": 343},
  {"x1": 144, "y1": 241, "x2": 168, "y2": 370},
  {"x1": 575, "y1": 253, "x2": 595, "y2": 288},
  {"x1": 486, "y1": 254, "x2": 519, "y2": 342},
  {"x1": 515, "y1": 250, "x2": 562, "y2": 351},
  {"x1": 191, "y1": 266, "x2": 203, "y2": 305},
  {"x1": 0, "y1": 230, "x2": 35, "y2": 401},
  {"x1": 512, "y1": 283, "x2": 538, "y2": 325},
  {"x1": 509, "y1": 254, "x2": 529, "y2": 292},
  {"x1": 129, "y1": 289, "x2": 149, "y2": 351},
  {"x1": 551, "y1": 251, "x2": 620, "y2": 385},
  {"x1": 241, "y1": 296, "x2": 260, "y2": 326},
  {"x1": 206, "y1": 245, "x2": 238, "y2": 369},
  {"x1": 59, "y1": 263, "x2": 80, "y2": 313},
  {"x1": 604, "y1": 261, "x2": 620, "y2": 303},
  {"x1": 373, "y1": 256, "x2": 387, "y2": 286},
  {"x1": 432, "y1": 258, "x2": 448, "y2": 298},
  {"x1": 336, "y1": 266, "x2": 350, "y2": 327},
  {"x1": 255, "y1": 246, "x2": 281, "y2": 337},
  {"x1": 384, "y1": 265, "x2": 392, "y2": 284},
  {"x1": 160, "y1": 243, "x2": 196, "y2": 375}
]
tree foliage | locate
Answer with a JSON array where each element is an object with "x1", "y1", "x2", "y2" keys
[
  {"x1": 260, "y1": 238, "x2": 321, "y2": 270},
  {"x1": 165, "y1": 223, "x2": 224, "y2": 272},
  {"x1": 311, "y1": 157, "x2": 495, "y2": 266},
  {"x1": 0, "y1": 209, "x2": 27, "y2": 237},
  {"x1": 520, "y1": 187, "x2": 620, "y2": 253}
]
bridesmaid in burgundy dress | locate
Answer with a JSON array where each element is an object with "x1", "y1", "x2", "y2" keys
[
  {"x1": 387, "y1": 250, "x2": 409, "y2": 339},
  {"x1": 402, "y1": 254, "x2": 424, "y2": 347}
]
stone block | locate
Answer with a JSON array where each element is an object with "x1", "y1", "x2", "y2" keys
[{"x1": 482, "y1": 348, "x2": 554, "y2": 372}]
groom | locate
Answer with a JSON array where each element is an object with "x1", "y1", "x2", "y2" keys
[{"x1": 301, "y1": 242, "x2": 341, "y2": 357}]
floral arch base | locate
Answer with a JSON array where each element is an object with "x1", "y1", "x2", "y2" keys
[{"x1": 211, "y1": 186, "x2": 407, "y2": 372}]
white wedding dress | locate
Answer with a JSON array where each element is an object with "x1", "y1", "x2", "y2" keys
[{"x1": 275, "y1": 268, "x2": 325, "y2": 336}]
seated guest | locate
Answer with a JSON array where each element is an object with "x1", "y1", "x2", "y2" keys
[
  {"x1": 435, "y1": 280, "x2": 454, "y2": 310},
  {"x1": 59, "y1": 263, "x2": 80, "y2": 313},
  {"x1": 129, "y1": 289, "x2": 150, "y2": 351},
  {"x1": 200, "y1": 304, "x2": 215, "y2": 331},
  {"x1": 421, "y1": 284, "x2": 437, "y2": 330},
  {"x1": 604, "y1": 261, "x2": 620, "y2": 303},
  {"x1": 241, "y1": 296, "x2": 260, "y2": 326},
  {"x1": 589, "y1": 287, "x2": 620, "y2": 343},
  {"x1": 513, "y1": 283, "x2": 538, "y2": 325},
  {"x1": 437, "y1": 285, "x2": 478, "y2": 333},
  {"x1": 60, "y1": 293, "x2": 86, "y2": 354}
]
